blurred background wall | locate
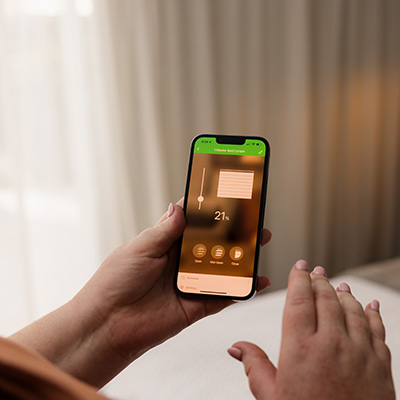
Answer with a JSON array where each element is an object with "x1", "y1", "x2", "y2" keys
[{"x1": 0, "y1": 0, "x2": 400, "y2": 335}]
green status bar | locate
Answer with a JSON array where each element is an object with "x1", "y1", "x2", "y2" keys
[{"x1": 194, "y1": 137, "x2": 266, "y2": 157}]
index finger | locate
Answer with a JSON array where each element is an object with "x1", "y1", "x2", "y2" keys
[{"x1": 282, "y1": 260, "x2": 316, "y2": 338}]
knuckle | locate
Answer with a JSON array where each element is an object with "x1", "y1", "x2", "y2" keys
[
  {"x1": 244, "y1": 351, "x2": 268, "y2": 378},
  {"x1": 288, "y1": 295, "x2": 313, "y2": 308},
  {"x1": 380, "y1": 342, "x2": 392, "y2": 362},
  {"x1": 244, "y1": 358, "x2": 258, "y2": 377},
  {"x1": 351, "y1": 314, "x2": 370, "y2": 334},
  {"x1": 315, "y1": 289, "x2": 336, "y2": 302},
  {"x1": 296, "y1": 337, "x2": 312, "y2": 357},
  {"x1": 315, "y1": 330, "x2": 347, "y2": 356}
]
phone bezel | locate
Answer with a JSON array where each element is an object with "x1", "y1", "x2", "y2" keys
[{"x1": 174, "y1": 133, "x2": 270, "y2": 301}]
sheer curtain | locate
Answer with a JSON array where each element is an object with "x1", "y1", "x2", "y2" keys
[
  {"x1": 1, "y1": 0, "x2": 400, "y2": 336},
  {"x1": 0, "y1": 0, "x2": 134, "y2": 335}
]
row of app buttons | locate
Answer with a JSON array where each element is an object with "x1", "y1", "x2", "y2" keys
[{"x1": 192, "y1": 244, "x2": 244, "y2": 260}]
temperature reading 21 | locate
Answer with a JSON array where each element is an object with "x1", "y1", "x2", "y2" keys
[{"x1": 214, "y1": 211, "x2": 230, "y2": 221}]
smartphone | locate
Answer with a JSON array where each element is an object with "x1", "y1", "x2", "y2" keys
[{"x1": 175, "y1": 134, "x2": 270, "y2": 301}]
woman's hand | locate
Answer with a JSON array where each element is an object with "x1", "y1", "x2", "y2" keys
[
  {"x1": 12, "y1": 199, "x2": 271, "y2": 388},
  {"x1": 74, "y1": 199, "x2": 271, "y2": 386},
  {"x1": 228, "y1": 260, "x2": 395, "y2": 400}
]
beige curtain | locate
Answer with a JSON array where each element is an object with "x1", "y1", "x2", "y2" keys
[
  {"x1": 1, "y1": 0, "x2": 400, "y2": 336},
  {"x1": 0, "y1": 0, "x2": 134, "y2": 334},
  {"x1": 105, "y1": 0, "x2": 400, "y2": 289}
]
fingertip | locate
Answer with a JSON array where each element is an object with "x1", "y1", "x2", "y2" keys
[
  {"x1": 261, "y1": 229, "x2": 272, "y2": 246},
  {"x1": 156, "y1": 199, "x2": 184, "y2": 225},
  {"x1": 370, "y1": 299, "x2": 380, "y2": 312},
  {"x1": 161, "y1": 205, "x2": 186, "y2": 235},
  {"x1": 365, "y1": 298, "x2": 386, "y2": 346},
  {"x1": 312, "y1": 266, "x2": 327, "y2": 277},
  {"x1": 337, "y1": 282, "x2": 351, "y2": 293},
  {"x1": 167, "y1": 202, "x2": 174, "y2": 218},
  {"x1": 230, "y1": 341, "x2": 265, "y2": 360},
  {"x1": 167, "y1": 201, "x2": 184, "y2": 219},
  {"x1": 294, "y1": 259, "x2": 309, "y2": 271},
  {"x1": 227, "y1": 347, "x2": 243, "y2": 361},
  {"x1": 256, "y1": 276, "x2": 271, "y2": 293}
]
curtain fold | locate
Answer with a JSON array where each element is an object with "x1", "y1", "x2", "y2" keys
[
  {"x1": 0, "y1": 0, "x2": 125, "y2": 334},
  {"x1": 308, "y1": 0, "x2": 400, "y2": 274},
  {"x1": 106, "y1": 0, "x2": 400, "y2": 287}
]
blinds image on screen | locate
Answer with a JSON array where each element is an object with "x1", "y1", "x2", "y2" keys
[{"x1": 217, "y1": 169, "x2": 254, "y2": 199}]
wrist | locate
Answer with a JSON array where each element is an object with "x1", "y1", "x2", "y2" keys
[{"x1": 63, "y1": 288, "x2": 134, "y2": 387}]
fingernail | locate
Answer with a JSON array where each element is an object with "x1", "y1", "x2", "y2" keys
[
  {"x1": 295, "y1": 260, "x2": 308, "y2": 271},
  {"x1": 313, "y1": 266, "x2": 327, "y2": 276},
  {"x1": 167, "y1": 203, "x2": 174, "y2": 218},
  {"x1": 371, "y1": 299, "x2": 380, "y2": 311},
  {"x1": 338, "y1": 282, "x2": 351, "y2": 292},
  {"x1": 227, "y1": 347, "x2": 242, "y2": 361}
]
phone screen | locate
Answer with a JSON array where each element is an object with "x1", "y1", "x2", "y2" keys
[{"x1": 175, "y1": 134, "x2": 269, "y2": 300}]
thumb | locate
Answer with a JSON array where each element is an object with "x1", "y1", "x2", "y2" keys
[
  {"x1": 128, "y1": 203, "x2": 186, "y2": 258},
  {"x1": 228, "y1": 341, "x2": 276, "y2": 399}
]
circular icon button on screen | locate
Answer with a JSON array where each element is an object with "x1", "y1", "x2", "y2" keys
[
  {"x1": 211, "y1": 245, "x2": 225, "y2": 259},
  {"x1": 192, "y1": 244, "x2": 207, "y2": 258},
  {"x1": 229, "y1": 246, "x2": 244, "y2": 261}
]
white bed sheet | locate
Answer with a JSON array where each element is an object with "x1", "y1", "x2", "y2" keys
[{"x1": 102, "y1": 275, "x2": 400, "y2": 400}]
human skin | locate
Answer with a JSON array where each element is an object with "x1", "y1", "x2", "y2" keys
[
  {"x1": 10, "y1": 199, "x2": 272, "y2": 388},
  {"x1": 228, "y1": 260, "x2": 396, "y2": 400}
]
